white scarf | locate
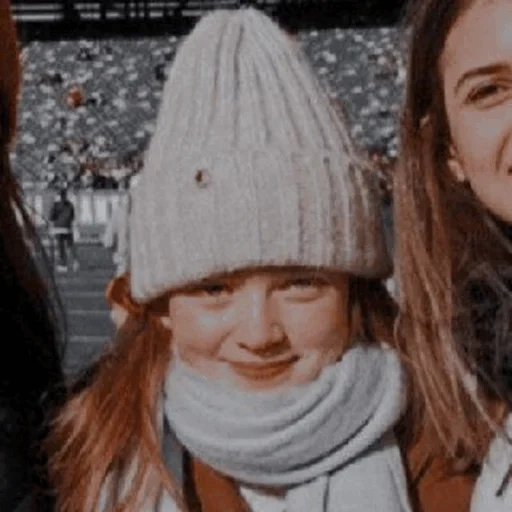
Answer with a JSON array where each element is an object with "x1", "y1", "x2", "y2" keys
[
  {"x1": 163, "y1": 344, "x2": 413, "y2": 512},
  {"x1": 471, "y1": 413, "x2": 512, "y2": 512}
]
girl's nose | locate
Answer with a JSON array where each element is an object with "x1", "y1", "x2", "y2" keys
[{"x1": 236, "y1": 291, "x2": 287, "y2": 356}]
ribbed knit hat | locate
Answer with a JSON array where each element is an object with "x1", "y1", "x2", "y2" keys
[{"x1": 130, "y1": 8, "x2": 392, "y2": 302}]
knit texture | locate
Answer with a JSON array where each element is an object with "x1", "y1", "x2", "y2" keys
[
  {"x1": 163, "y1": 344, "x2": 412, "y2": 512},
  {"x1": 130, "y1": 8, "x2": 392, "y2": 302}
]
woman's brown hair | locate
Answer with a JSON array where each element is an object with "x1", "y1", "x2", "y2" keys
[
  {"x1": 47, "y1": 274, "x2": 182, "y2": 511},
  {"x1": 0, "y1": 2, "x2": 67, "y2": 510},
  {"x1": 47, "y1": 272, "x2": 396, "y2": 511},
  {"x1": 395, "y1": 0, "x2": 512, "y2": 467},
  {"x1": 0, "y1": 0, "x2": 20, "y2": 147}
]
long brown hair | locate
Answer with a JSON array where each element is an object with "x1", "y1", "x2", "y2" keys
[
  {"x1": 47, "y1": 272, "x2": 396, "y2": 511},
  {"x1": 0, "y1": 1, "x2": 66, "y2": 510},
  {"x1": 47, "y1": 277, "x2": 182, "y2": 511},
  {"x1": 395, "y1": 0, "x2": 512, "y2": 467},
  {"x1": 0, "y1": 0, "x2": 19, "y2": 147}
]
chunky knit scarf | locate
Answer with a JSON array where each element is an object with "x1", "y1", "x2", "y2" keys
[{"x1": 163, "y1": 344, "x2": 412, "y2": 512}]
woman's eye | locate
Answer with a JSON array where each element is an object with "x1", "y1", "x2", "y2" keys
[
  {"x1": 467, "y1": 82, "x2": 509, "y2": 105},
  {"x1": 199, "y1": 282, "x2": 231, "y2": 296},
  {"x1": 285, "y1": 277, "x2": 325, "y2": 289}
]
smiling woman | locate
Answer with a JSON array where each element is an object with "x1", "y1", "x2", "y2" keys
[
  {"x1": 395, "y1": 0, "x2": 512, "y2": 510},
  {"x1": 46, "y1": 8, "x2": 413, "y2": 512},
  {"x1": 442, "y1": 0, "x2": 512, "y2": 223},
  {"x1": 165, "y1": 268, "x2": 352, "y2": 391}
]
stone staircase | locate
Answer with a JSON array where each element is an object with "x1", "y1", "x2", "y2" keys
[{"x1": 55, "y1": 243, "x2": 116, "y2": 375}]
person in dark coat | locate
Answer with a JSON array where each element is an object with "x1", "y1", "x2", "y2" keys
[
  {"x1": 0, "y1": 1, "x2": 67, "y2": 510},
  {"x1": 49, "y1": 189, "x2": 79, "y2": 272}
]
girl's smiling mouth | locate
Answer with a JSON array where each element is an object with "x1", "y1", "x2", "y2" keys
[{"x1": 227, "y1": 356, "x2": 300, "y2": 380}]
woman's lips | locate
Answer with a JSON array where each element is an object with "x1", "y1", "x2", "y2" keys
[{"x1": 228, "y1": 357, "x2": 299, "y2": 380}]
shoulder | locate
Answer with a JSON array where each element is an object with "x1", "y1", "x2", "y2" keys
[
  {"x1": 400, "y1": 426, "x2": 477, "y2": 512},
  {"x1": 239, "y1": 486, "x2": 285, "y2": 512},
  {"x1": 157, "y1": 492, "x2": 180, "y2": 511},
  {"x1": 471, "y1": 414, "x2": 512, "y2": 512}
]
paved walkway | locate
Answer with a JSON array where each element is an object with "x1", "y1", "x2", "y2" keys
[{"x1": 55, "y1": 244, "x2": 115, "y2": 375}]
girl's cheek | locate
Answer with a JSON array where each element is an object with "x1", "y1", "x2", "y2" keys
[
  {"x1": 283, "y1": 303, "x2": 349, "y2": 351},
  {"x1": 173, "y1": 323, "x2": 224, "y2": 358}
]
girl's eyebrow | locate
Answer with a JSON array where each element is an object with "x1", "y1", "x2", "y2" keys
[
  {"x1": 278, "y1": 269, "x2": 330, "y2": 282},
  {"x1": 181, "y1": 274, "x2": 240, "y2": 291},
  {"x1": 454, "y1": 62, "x2": 511, "y2": 95},
  {"x1": 176, "y1": 268, "x2": 331, "y2": 292}
]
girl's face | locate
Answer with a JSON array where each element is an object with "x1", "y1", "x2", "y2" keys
[
  {"x1": 165, "y1": 268, "x2": 351, "y2": 391},
  {"x1": 442, "y1": 0, "x2": 512, "y2": 223}
]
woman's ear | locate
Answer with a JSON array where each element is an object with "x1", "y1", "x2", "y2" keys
[
  {"x1": 161, "y1": 316, "x2": 172, "y2": 329},
  {"x1": 110, "y1": 305, "x2": 128, "y2": 329},
  {"x1": 447, "y1": 145, "x2": 467, "y2": 183}
]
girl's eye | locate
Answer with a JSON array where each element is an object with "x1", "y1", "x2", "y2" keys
[
  {"x1": 467, "y1": 82, "x2": 509, "y2": 106},
  {"x1": 284, "y1": 276, "x2": 326, "y2": 290},
  {"x1": 199, "y1": 282, "x2": 231, "y2": 297},
  {"x1": 183, "y1": 280, "x2": 232, "y2": 297}
]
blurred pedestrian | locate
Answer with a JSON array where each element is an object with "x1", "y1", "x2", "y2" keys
[{"x1": 49, "y1": 188, "x2": 79, "y2": 272}]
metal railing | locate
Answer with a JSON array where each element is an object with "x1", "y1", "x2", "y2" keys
[
  {"x1": 11, "y1": 0, "x2": 278, "y2": 23},
  {"x1": 12, "y1": 0, "x2": 406, "y2": 39}
]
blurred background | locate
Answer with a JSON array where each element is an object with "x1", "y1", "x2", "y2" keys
[{"x1": 11, "y1": 0, "x2": 407, "y2": 374}]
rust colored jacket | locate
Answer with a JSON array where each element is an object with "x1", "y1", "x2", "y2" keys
[
  {"x1": 181, "y1": 432, "x2": 477, "y2": 512},
  {"x1": 404, "y1": 431, "x2": 477, "y2": 512}
]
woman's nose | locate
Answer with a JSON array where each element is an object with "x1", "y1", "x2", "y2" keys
[{"x1": 236, "y1": 292, "x2": 286, "y2": 356}]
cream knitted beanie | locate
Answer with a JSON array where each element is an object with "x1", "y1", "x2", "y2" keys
[{"x1": 130, "y1": 7, "x2": 392, "y2": 302}]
